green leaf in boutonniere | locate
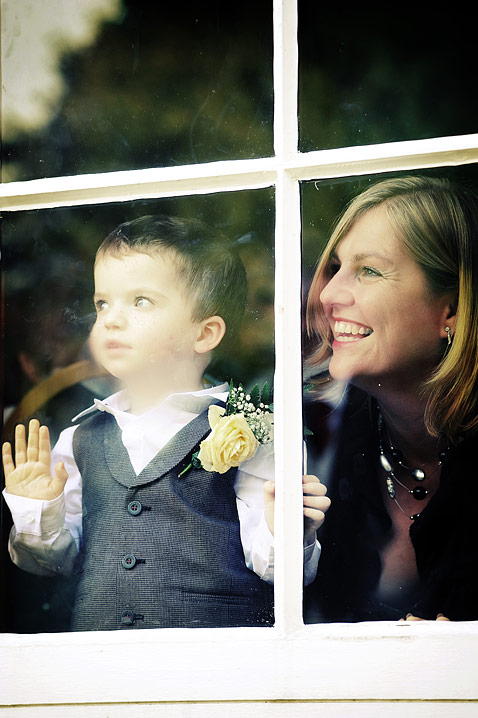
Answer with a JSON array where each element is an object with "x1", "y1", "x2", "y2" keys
[{"x1": 178, "y1": 450, "x2": 201, "y2": 478}]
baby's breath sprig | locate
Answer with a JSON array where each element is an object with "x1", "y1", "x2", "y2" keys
[{"x1": 226, "y1": 380, "x2": 274, "y2": 444}]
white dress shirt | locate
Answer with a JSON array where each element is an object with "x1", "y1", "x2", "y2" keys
[{"x1": 3, "y1": 384, "x2": 319, "y2": 585}]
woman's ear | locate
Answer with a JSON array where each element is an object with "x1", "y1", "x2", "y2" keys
[
  {"x1": 194, "y1": 316, "x2": 227, "y2": 354},
  {"x1": 439, "y1": 298, "x2": 457, "y2": 340}
]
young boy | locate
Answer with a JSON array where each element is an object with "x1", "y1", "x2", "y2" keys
[{"x1": 2, "y1": 215, "x2": 329, "y2": 631}]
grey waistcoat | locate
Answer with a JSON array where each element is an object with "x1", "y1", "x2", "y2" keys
[{"x1": 71, "y1": 407, "x2": 274, "y2": 631}]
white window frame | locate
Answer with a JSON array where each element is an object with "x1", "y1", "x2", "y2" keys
[{"x1": 1, "y1": 1, "x2": 478, "y2": 714}]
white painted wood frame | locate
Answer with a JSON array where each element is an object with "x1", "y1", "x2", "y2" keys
[{"x1": 1, "y1": 0, "x2": 478, "y2": 714}]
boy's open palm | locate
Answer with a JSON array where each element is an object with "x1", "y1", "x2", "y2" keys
[{"x1": 2, "y1": 419, "x2": 68, "y2": 500}]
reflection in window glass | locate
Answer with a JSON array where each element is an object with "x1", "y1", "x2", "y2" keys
[
  {"x1": 1, "y1": 189, "x2": 275, "y2": 632},
  {"x1": 1, "y1": 0, "x2": 273, "y2": 182},
  {"x1": 301, "y1": 166, "x2": 478, "y2": 623},
  {"x1": 299, "y1": 7, "x2": 478, "y2": 151}
]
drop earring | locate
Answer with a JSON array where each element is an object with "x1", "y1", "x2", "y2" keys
[{"x1": 445, "y1": 326, "x2": 452, "y2": 346}]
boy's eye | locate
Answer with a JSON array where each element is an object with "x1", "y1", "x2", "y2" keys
[
  {"x1": 135, "y1": 296, "x2": 152, "y2": 308},
  {"x1": 95, "y1": 299, "x2": 108, "y2": 312}
]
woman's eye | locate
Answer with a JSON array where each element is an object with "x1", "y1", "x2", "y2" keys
[
  {"x1": 328, "y1": 260, "x2": 341, "y2": 277},
  {"x1": 135, "y1": 296, "x2": 152, "y2": 308},
  {"x1": 359, "y1": 266, "x2": 381, "y2": 278}
]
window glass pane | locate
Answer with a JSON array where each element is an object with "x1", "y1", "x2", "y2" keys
[
  {"x1": 1, "y1": 0, "x2": 273, "y2": 182},
  {"x1": 1, "y1": 188, "x2": 275, "y2": 632},
  {"x1": 299, "y1": 7, "x2": 477, "y2": 151},
  {"x1": 301, "y1": 165, "x2": 478, "y2": 623}
]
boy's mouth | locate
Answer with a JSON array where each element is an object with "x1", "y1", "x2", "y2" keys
[{"x1": 106, "y1": 340, "x2": 130, "y2": 350}]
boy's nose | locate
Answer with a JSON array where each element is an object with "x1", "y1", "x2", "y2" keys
[{"x1": 103, "y1": 306, "x2": 126, "y2": 329}]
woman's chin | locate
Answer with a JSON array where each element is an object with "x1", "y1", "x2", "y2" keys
[{"x1": 328, "y1": 357, "x2": 356, "y2": 383}]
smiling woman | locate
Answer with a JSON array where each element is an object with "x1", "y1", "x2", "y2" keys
[
  {"x1": 303, "y1": 175, "x2": 478, "y2": 623},
  {"x1": 317, "y1": 204, "x2": 456, "y2": 392}
]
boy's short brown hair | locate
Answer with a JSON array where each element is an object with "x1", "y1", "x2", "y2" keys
[{"x1": 97, "y1": 214, "x2": 247, "y2": 344}]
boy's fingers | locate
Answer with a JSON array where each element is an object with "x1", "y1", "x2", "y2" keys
[
  {"x1": 303, "y1": 482, "x2": 328, "y2": 499},
  {"x1": 303, "y1": 495, "x2": 331, "y2": 512},
  {"x1": 303, "y1": 484, "x2": 328, "y2": 498},
  {"x1": 303, "y1": 475, "x2": 328, "y2": 495},
  {"x1": 54, "y1": 461, "x2": 68, "y2": 485},
  {"x1": 2, "y1": 442, "x2": 14, "y2": 479},
  {"x1": 303, "y1": 506, "x2": 326, "y2": 521},
  {"x1": 302, "y1": 474, "x2": 320, "y2": 484},
  {"x1": 26, "y1": 419, "x2": 40, "y2": 462},
  {"x1": 263, "y1": 480, "x2": 275, "y2": 497},
  {"x1": 38, "y1": 425, "x2": 52, "y2": 466},
  {"x1": 14, "y1": 424, "x2": 27, "y2": 465}
]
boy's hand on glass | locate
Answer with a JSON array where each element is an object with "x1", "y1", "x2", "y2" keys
[
  {"x1": 2, "y1": 419, "x2": 68, "y2": 500},
  {"x1": 263, "y1": 480, "x2": 276, "y2": 535},
  {"x1": 303, "y1": 474, "x2": 330, "y2": 544},
  {"x1": 263, "y1": 475, "x2": 331, "y2": 542}
]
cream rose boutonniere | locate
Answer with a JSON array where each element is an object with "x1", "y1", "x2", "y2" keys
[
  {"x1": 179, "y1": 381, "x2": 273, "y2": 477},
  {"x1": 197, "y1": 406, "x2": 259, "y2": 474}
]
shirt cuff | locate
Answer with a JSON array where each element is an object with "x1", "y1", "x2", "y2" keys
[
  {"x1": 249, "y1": 513, "x2": 275, "y2": 582},
  {"x1": 2, "y1": 489, "x2": 66, "y2": 536},
  {"x1": 303, "y1": 538, "x2": 321, "y2": 586}
]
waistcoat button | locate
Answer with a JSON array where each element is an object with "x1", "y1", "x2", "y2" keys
[
  {"x1": 127, "y1": 501, "x2": 142, "y2": 516},
  {"x1": 122, "y1": 554, "x2": 137, "y2": 570},
  {"x1": 120, "y1": 609, "x2": 135, "y2": 625}
]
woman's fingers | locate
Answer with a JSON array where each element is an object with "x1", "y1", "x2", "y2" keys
[{"x1": 404, "y1": 613, "x2": 450, "y2": 621}]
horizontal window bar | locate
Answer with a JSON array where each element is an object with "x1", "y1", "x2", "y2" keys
[{"x1": 1, "y1": 135, "x2": 477, "y2": 211}]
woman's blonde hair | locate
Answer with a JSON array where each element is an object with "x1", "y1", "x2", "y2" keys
[{"x1": 306, "y1": 175, "x2": 478, "y2": 441}]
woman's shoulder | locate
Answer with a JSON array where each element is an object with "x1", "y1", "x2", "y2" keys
[{"x1": 304, "y1": 382, "x2": 376, "y2": 460}]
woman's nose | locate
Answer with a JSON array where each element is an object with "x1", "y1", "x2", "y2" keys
[{"x1": 319, "y1": 270, "x2": 354, "y2": 308}]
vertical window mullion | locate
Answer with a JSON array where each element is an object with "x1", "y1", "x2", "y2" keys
[
  {"x1": 273, "y1": 0, "x2": 299, "y2": 159},
  {"x1": 273, "y1": 171, "x2": 304, "y2": 634},
  {"x1": 273, "y1": 0, "x2": 303, "y2": 634}
]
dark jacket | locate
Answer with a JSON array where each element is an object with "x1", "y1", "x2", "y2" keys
[
  {"x1": 304, "y1": 386, "x2": 478, "y2": 622},
  {"x1": 71, "y1": 408, "x2": 273, "y2": 631}
]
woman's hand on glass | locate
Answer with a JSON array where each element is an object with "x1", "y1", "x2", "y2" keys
[{"x1": 401, "y1": 613, "x2": 450, "y2": 622}]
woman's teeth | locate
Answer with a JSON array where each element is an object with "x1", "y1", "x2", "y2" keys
[{"x1": 334, "y1": 320, "x2": 373, "y2": 339}]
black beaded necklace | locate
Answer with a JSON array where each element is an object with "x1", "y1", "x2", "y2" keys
[{"x1": 377, "y1": 411, "x2": 448, "y2": 520}]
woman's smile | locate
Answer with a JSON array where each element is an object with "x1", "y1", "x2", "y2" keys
[{"x1": 332, "y1": 318, "x2": 373, "y2": 344}]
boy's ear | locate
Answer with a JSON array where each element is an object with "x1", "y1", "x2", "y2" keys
[{"x1": 194, "y1": 316, "x2": 226, "y2": 354}]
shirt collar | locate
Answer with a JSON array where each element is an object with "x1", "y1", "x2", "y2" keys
[{"x1": 71, "y1": 383, "x2": 229, "y2": 423}]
